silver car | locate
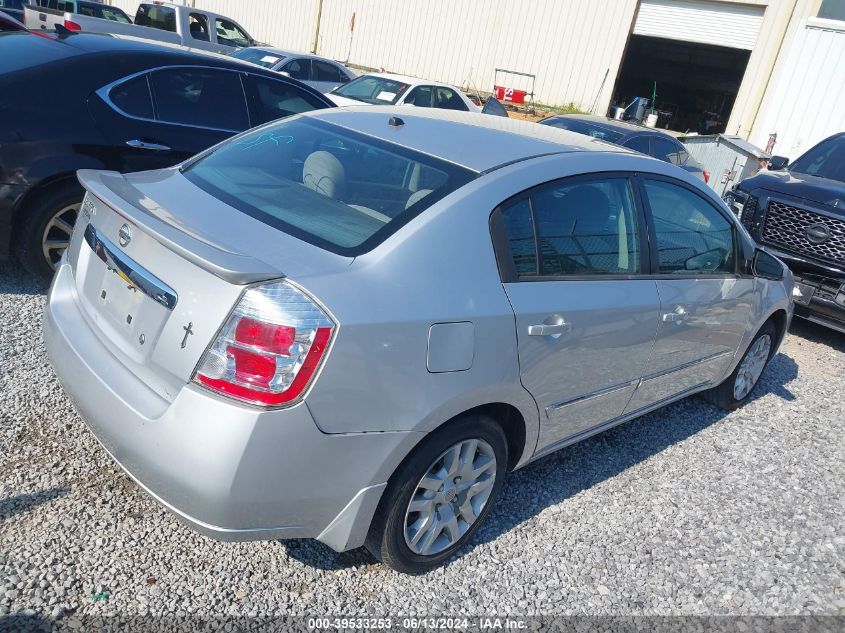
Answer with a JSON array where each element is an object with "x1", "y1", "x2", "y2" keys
[
  {"x1": 44, "y1": 108, "x2": 793, "y2": 573},
  {"x1": 229, "y1": 47, "x2": 357, "y2": 94}
]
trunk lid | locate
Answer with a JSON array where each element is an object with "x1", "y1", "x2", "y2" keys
[{"x1": 67, "y1": 168, "x2": 351, "y2": 403}]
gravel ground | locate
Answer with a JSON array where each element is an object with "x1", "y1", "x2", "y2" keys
[{"x1": 1, "y1": 258, "x2": 844, "y2": 622}]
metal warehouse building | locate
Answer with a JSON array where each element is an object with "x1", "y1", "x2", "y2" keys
[{"x1": 108, "y1": 0, "x2": 845, "y2": 159}]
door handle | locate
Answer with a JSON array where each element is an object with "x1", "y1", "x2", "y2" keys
[
  {"x1": 662, "y1": 307, "x2": 688, "y2": 323},
  {"x1": 126, "y1": 139, "x2": 171, "y2": 152},
  {"x1": 528, "y1": 322, "x2": 572, "y2": 337}
]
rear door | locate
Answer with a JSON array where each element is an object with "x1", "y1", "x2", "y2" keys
[
  {"x1": 492, "y1": 174, "x2": 660, "y2": 453},
  {"x1": 90, "y1": 66, "x2": 250, "y2": 173},
  {"x1": 625, "y1": 175, "x2": 753, "y2": 412}
]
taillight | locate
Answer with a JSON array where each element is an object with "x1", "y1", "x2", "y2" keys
[
  {"x1": 703, "y1": 171, "x2": 710, "y2": 184},
  {"x1": 193, "y1": 280, "x2": 335, "y2": 407},
  {"x1": 63, "y1": 19, "x2": 82, "y2": 31}
]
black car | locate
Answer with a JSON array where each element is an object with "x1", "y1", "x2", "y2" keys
[
  {"x1": 729, "y1": 133, "x2": 845, "y2": 333},
  {"x1": 0, "y1": 31, "x2": 334, "y2": 281},
  {"x1": 538, "y1": 114, "x2": 708, "y2": 182}
]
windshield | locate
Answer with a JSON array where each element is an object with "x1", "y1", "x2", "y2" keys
[
  {"x1": 538, "y1": 117, "x2": 624, "y2": 144},
  {"x1": 789, "y1": 134, "x2": 845, "y2": 183},
  {"x1": 182, "y1": 117, "x2": 476, "y2": 255},
  {"x1": 332, "y1": 75, "x2": 410, "y2": 105},
  {"x1": 231, "y1": 48, "x2": 285, "y2": 68}
]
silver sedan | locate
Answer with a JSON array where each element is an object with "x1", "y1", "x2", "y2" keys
[{"x1": 44, "y1": 107, "x2": 793, "y2": 573}]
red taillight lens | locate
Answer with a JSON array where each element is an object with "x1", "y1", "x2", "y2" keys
[
  {"x1": 194, "y1": 281, "x2": 335, "y2": 407},
  {"x1": 63, "y1": 19, "x2": 82, "y2": 31},
  {"x1": 703, "y1": 170, "x2": 710, "y2": 184}
]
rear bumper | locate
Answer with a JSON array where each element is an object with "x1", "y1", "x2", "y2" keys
[
  {"x1": 44, "y1": 262, "x2": 420, "y2": 550},
  {"x1": 0, "y1": 182, "x2": 26, "y2": 260}
]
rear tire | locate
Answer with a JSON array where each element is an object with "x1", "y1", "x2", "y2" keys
[
  {"x1": 366, "y1": 414, "x2": 507, "y2": 574},
  {"x1": 704, "y1": 320, "x2": 777, "y2": 411},
  {"x1": 15, "y1": 180, "x2": 83, "y2": 284}
]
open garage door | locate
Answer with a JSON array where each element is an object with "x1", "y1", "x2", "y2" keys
[{"x1": 610, "y1": 0, "x2": 764, "y2": 133}]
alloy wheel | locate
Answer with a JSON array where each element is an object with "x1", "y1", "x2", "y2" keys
[
  {"x1": 733, "y1": 334, "x2": 772, "y2": 400},
  {"x1": 403, "y1": 438, "x2": 497, "y2": 556},
  {"x1": 41, "y1": 203, "x2": 79, "y2": 270}
]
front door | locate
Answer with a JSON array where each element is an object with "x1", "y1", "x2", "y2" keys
[
  {"x1": 626, "y1": 176, "x2": 754, "y2": 412},
  {"x1": 492, "y1": 174, "x2": 660, "y2": 453}
]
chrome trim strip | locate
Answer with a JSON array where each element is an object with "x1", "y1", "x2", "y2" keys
[
  {"x1": 94, "y1": 64, "x2": 246, "y2": 134},
  {"x1": 638, "y1": 350, "x2": 733, "y2": 384},
  {"x1": 530, "y1": 382, "x2": 710, "y2": 463},
  {"x1": 83, "y1": 223, "x2": 178, "y2": 311},
  {"x1": 546, "y1": 379, "x2": 638, "y2": 415}
]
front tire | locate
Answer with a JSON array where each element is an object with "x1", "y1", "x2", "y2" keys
[
  {"x1": 704, "y1": 320, "x2": 777, "y2": 411},
  {"x1": 15, "y1": 181, "x2": 83, "y2": 284},
  {"x1": 366, "y1": 414, "x2": 507, "y2": 574}
]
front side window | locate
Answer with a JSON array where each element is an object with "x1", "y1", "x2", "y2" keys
[
  {"x1": 405, "y1": 85, "x2": 433, "y2": 107},
  {"x1": 498, "y1": 177, "x2": 640, "y2": 277},
  {"x1": 789, "y1": 134, "x2": 845, "y2": 183},
  {"x1": 182, "y1": 117, "x2": 475, "y2": 255},
  {"x1": 435, "y1": 87, "x2": 468, "y2": 111},
  {"x1": 643, "y1": 179, "x2": 735, "y2": 274},
  {"x1": 539, "y1": 117, "x2": 625, "y2": 144},
  {"x1": 248, "y1": 75, "x2": 328, "y2": 125},
  {"x1": 109, "y1": 74, "x2": 153, "y2": 119},
  {"x1": 215, "y1": 18, "x2": 250, "y2": 48},
  {"x1": 332, "y1": 75, "x2": 410, "y2": 105},
  {"x1": 150, "y1": 68, "x2": 248, "y2": 131},
  {"x1": 281, "y1": 58, "x2": 310, "y2": 81}
]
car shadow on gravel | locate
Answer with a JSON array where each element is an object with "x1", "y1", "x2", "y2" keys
[
  {"x1": 789, "y1": 317, "x2": 845, "y2": 352},
  {"x1": 283, "y1": 352, "x2": 798, "y2": 572},
  {"x1": 0, "y1": 260, "x2": 46, "y2": 296},
  {"x1": 0, "y1": 486, "x2": 69, "y2": 521}
]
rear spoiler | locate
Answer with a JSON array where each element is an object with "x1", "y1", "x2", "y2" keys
[{"x1": 77, "y1": 169, "x2": 283, "y2": 285}]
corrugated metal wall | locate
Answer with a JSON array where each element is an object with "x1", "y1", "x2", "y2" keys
[
  {"x1": 108, "y1": 0, "x2": 639, "y2": 110},
  {"x1": 750, "y1": 17, "x2": 845, "y2": 158}
]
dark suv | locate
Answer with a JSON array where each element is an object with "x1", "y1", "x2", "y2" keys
[{"x1": 729, "y1": 133, "x2": 845, "y2": 333}]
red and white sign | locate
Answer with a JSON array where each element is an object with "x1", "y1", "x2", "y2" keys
[{"x1": 493, "y1": 85, "x2": 527, "y2": 105}]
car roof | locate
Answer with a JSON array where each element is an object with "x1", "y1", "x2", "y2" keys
[
  {"x1": 301, "y1": 106, "x2": 631, "y2": 172},
  {"x1": 544, "y1": 113, "x2": 679, "y2": 138}
]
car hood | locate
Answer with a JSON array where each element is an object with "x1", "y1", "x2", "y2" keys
[
  {"x1": 325, "y1": 93, "x2": 372, "y2": 107},
  {"x1": 741, "y1": 169, "x2": 845, "y2": 214}
]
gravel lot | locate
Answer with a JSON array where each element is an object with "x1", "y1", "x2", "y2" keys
[{"x1": 1, "y1": 257, "x2": 844, "y2": 622}]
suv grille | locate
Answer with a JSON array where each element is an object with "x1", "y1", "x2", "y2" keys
[{"x1": 761, "y1": 200, "x2": 845, "y2": 266}]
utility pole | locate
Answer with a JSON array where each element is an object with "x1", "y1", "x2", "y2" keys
[{"x1": 311, "y1": 0, "x2": 324, "y2": 54}]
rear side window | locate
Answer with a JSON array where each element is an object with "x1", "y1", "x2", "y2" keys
[
  {"x1": 642, "y1": 179, "x2": 735, "y2": 274},
  {"x1": 623, "y1": 136, "x2": 650, "y2": 154},
  {"x1": 313, "y1": 60, "x2": 342, "y2": 83},
  {"x1": 150, "y1": 68, "x2": 248, "y2": 131},
  {"x1": 182, "y1": 117, "x2": 476, "y2": 255},
  {"x1": 135, "y1": 3, "x2": 176, "y2": 31},
  {"x1": 248, "y1": 75, "x2": 328, "y2": 125},
  {"x1": 497, "y1": 177, "x2": 641, "y2": 277},
  {"x1": 109, "y1": 74, "x2": 154, "y2": 119},
  {"x1": 651, "y1": 137, "x2": 687, "y2": 165}
]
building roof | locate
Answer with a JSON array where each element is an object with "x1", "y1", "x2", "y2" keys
[{"x1": 303, "y1": 106, "x2": 630, "y2": 172}]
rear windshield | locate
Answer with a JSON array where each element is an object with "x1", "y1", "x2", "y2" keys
[
  {"x1": 78, "y1": 2, "x2": 131, "y2": 22},
  {"x1": 182, "y1": 117, "x2": 476, "y2": 255},
  {"x1": 790, "y1": 134, "x2": 845, "y2": 183},
  {"x1": 332, "y1": 75, "x2": 410, "y2": 105},
  {"x1": 231, "y1": 47, "x2": 285, "y2": 68},
  {"x1": 539, "y1": 117, "x2": 624, "y2": 144}
]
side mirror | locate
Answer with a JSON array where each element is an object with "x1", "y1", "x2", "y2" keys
[
  {"x1": 752, "y1": 248, "x2": 784, "y2": 280},
  {"x1": 768, "y1": 155, "x2": 789, "y2": 171},
  {"x1": 481, "y1": 96, "x2": 509, "y2": 117}
]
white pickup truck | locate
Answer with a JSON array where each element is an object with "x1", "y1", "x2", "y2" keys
[{"x1": 24, "y1": 1, "x2": 257, "y2": 54}]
